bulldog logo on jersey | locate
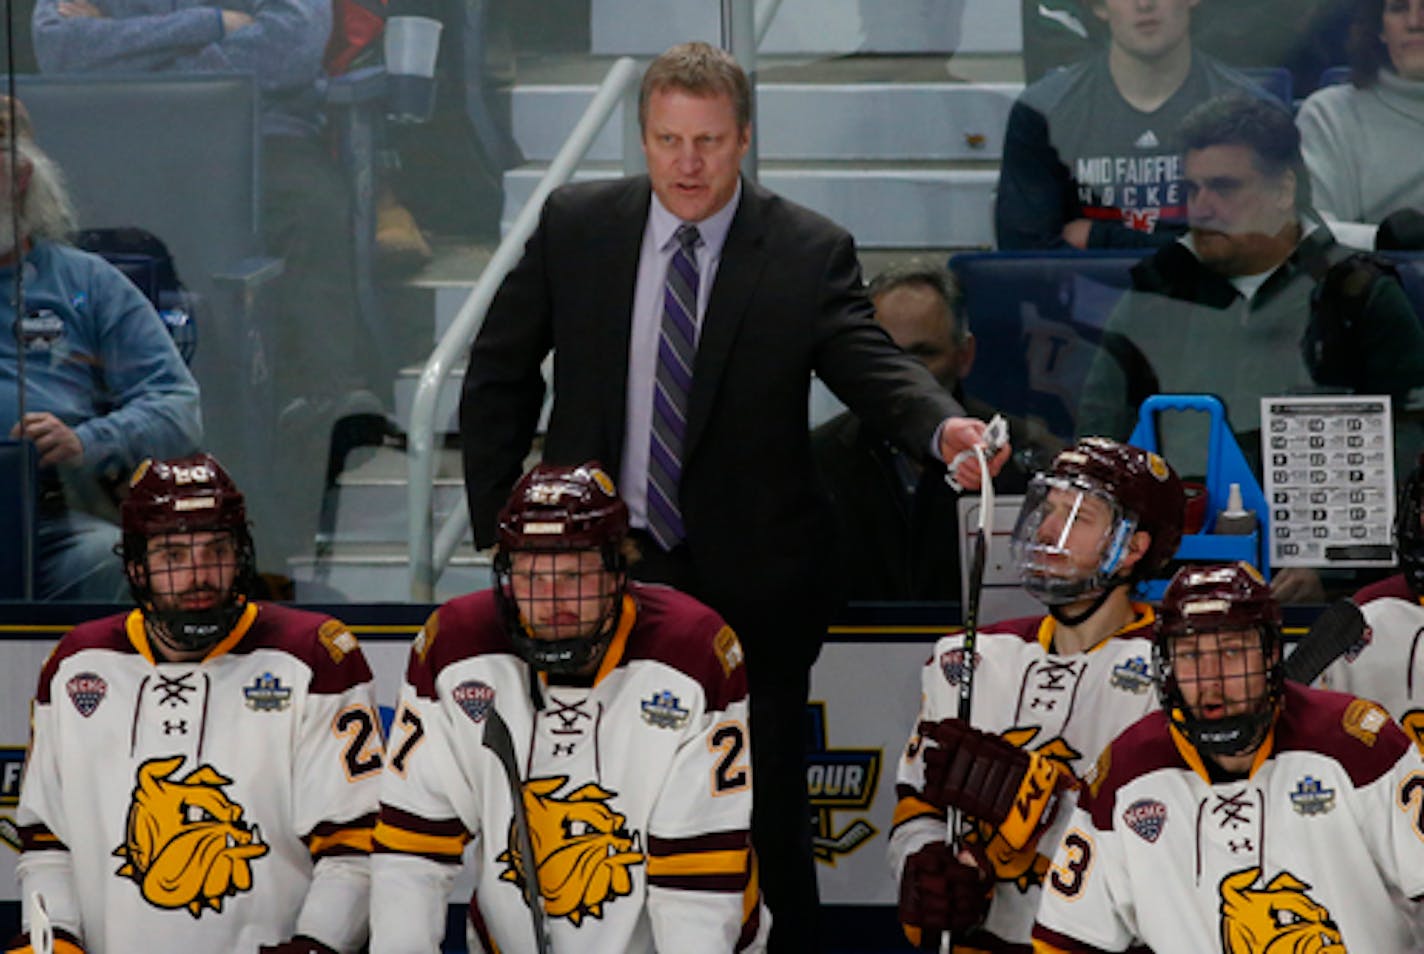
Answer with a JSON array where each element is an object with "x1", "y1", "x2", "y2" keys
[
  {"x1": 499, "y1": 775, "x2": 644, "y2": 925},
  {"x1": 1219, "y1": 866, "x2": 1344, "y2": 953},
  {"x1": 113, "y1": 755, "x2": 269, "y2": 917}
]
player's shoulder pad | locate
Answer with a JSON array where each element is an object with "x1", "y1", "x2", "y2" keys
[
  {"x1": 1274, "y1": 681, "x2": 1412, "y2": 788},
  {"x1": 240, "y1": 603, "x2": 373, "y2": 693},
  {"x1": 1353, "y1": 572, "x2": 1416, "y2": 610},
  {"x1": 1078, "y1": 711, "x2": 1180, "y2": 831},
  {"x1": 622, "y1": 582, "x2": 748, "y2": 710},
  {"x1": 35, "y1": 611, "x2": 135, "y2": 704},
  {"x1": 405, "y1": 590, "x2": 517, "y2": 699}
]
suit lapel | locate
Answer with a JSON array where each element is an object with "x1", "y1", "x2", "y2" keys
[
  {"x1": 686, "y1": 179, "x2": 768, "y2": 456},
  {"x1": 599, "y1": 178, "x2": 653, "y2": 466}
]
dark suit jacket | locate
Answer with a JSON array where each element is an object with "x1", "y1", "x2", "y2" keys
[
  {"x1": 810, "y1": 393, "x2": 1058, "y2": 603},
  {"x1": 460, "y1": 176, "x2": 961, "y2": 675}
]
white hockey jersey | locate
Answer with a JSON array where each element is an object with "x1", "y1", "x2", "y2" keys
[
  {"x1": 889, "y1": 606, "x2": 1161, "y2": 950},
  {"x1": 370, "y1": 583, "x2": 768, "y2": 954},
  {"x1": 15, "y1": 604, "x2": 382, "y2": 954},
  {"x1": 1033, "y1": 682, "x2": 1424, "y2": 952},
  {"x1": 1321, "y1": 573, "x2": 1424, "y2": 750}
]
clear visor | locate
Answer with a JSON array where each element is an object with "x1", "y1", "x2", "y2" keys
[{"x1": 1010, "y1": 475, "x2": 1136, "y2": 603}]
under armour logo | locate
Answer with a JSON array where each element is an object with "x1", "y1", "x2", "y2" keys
[
  {"x1": 155, "y1": 673, "x2": 197, "y2": 708},
  {"x1": 1228, "y1": 838, "x2": 1254, "y2": 854},
  {"x1": 1030, "y1": 697, "x2": 1058, "y2": 711},
  {"x1": 163, "y1": 720, "x2": 188, "y2": 735},
  {"x1": 553, "y1": 743, "x2": 575, "y2": 756}
]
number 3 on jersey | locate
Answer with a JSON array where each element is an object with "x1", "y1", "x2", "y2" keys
[
  {"x1": 709, "y1": 720, "x2": 750, "y2": 795},
  {"x1": 1048, "y1": 829, "x2": 1094, "y2": 898}
]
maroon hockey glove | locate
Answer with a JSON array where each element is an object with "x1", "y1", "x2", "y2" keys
[
  {"x1": 918, "y1": 718, "x2": 1031, "y2": 823},
  {"x1": 899, "y1": 841, "x2": 993, "y2": 949},
  {"x1": 257, "y1": 937, "x2": 337, "y2": 954}
]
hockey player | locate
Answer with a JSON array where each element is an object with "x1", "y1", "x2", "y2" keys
[
  {"x1": 1319, "y1": 456, "x2": 1424, "y2": 749},
  {"x1": 370, "y1": 461, "x2": 768, "y2": 953},
  {"x1": 890, "y1": 437, "x2": 1185, "y2": 950},
  {"x1": 1033, "y1": 561, "x2": 1424, "y2": 951},
  {"x1": 6, "y1": 453, "x2": 380, "y2": 954}
]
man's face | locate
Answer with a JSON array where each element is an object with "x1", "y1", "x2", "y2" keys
[
  {"x1": 642, "y1": 87, "x2": 750, "y2": 223},
  {"x1": 509, "y1": 549, "x2": 618, "y2": 642},
  {"x1": 1383, "y1": 0, "x2": 1424, "y2": 81},
  {"x1": 1033, "y1": 486, "x2": 1117, "y2": 581},
  {"x1": 1170, "y1": 626, "x2": 1273, "y2": 724},
  {"x1": 144, "y1": 530, "x2": 239, "y2": 614},
  {"x1": 873, "y1": 283, "x2": 972, "y2": 389},
  {"x1": 1184, "y1": 144, "x2": 1297, "y2": 276},
  {"x1": 1094, "y1": 0, "x2": 1199, "y2": 62}
]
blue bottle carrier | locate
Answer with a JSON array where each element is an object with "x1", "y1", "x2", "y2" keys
[{"x1": 1127, "y1": 394, "x2": 1270, "y2": 598}]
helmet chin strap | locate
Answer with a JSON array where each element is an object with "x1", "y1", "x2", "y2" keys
[{"x1": 1047, "y1": 579, "x2": 1123, "y2": 628}]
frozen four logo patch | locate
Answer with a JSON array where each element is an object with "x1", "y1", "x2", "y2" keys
[
  {"x1": 243, "y1": 672, "x2": 292, "y2": 711},
  {"x1": 67, "y1": 672, "x2": 107, "y2": 717},
  {"x1": 1109, "y1": 656, "x2": 1153, "y2": 694},
  {"x1": 1289, "y1": 776, "x2": 1336, "y2": 816},
  {"x1": 453, "y1": 680, "x2": 495, "y2": 723},
  {"x1": 640, "y1": 690, "x2": 690, "y2": 729},
  {"x1": 1123, "y1": 798, "x2": 1167, "y2": 843}
]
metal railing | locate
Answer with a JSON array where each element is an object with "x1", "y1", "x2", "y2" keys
[{"x1": 405, "y1": 56, "x2": 643, "y2": 600}]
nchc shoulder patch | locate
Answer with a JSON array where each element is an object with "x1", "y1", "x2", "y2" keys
[
  {"x1": 318, "y1": 619, "x2": 360, "y2": 664},
  {"x1": 1342, "y1": 698, "x2": 1390, "y2": 747}
]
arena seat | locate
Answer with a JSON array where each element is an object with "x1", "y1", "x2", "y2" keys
[{"x1": 949, "y1": 249, "x2": 1150, "y2": 442}]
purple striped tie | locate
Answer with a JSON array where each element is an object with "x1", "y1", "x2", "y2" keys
[{"x1": 646, "y1": 224, "x2": 701, "y2": 550}]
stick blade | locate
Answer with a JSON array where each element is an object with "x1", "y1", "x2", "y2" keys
[{"x1": 1284, "y1": 599, "x2": 1367, "y2": 685}]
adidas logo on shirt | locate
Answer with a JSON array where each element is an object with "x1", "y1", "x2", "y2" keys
[{"x1": 1135, "y1": 130, "x2": 1160, "y2": 149}]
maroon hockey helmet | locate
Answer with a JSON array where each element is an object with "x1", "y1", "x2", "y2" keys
[
  {"x1": 1011, "y1": 437, "x2": 1185, "y2": 604},
  {"x1": 121, "y1": 453, "x2": 256, "y2": 652},
  {"x1": 496, "y1": 461, "x2": 629, "y2": 554},
  {"x1": 494, "y1": 462, "x2": 630, "y2": 676},
  {"x1": 1154, "y1": 562, "x2": 1283, "y2": 758}
]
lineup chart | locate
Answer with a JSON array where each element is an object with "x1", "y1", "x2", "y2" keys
[{"x1": 1261, "y1": 396, "x2": 1396, "y2": 569}]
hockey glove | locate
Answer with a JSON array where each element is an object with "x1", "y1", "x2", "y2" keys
[
  {"x1": 2, "y1": 927, "x2": 85, "y2": 954},
  {"x1": 257, "y1": 937, "x2": 337, "y2": 954},
  {"x1": 898, "y1": 841, "x2": 993, "y2": 949},
  {"x1": 918, "y1": 718, "x2": 1073, "y2": 850}
]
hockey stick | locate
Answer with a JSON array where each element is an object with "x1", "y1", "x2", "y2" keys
[
  {"x1": 482, "y1": 707, "x2": 552, "y2": 954},
  {"x1": 941, "y1": 421, "x2": 1004, "y2": 954},
  {"x1": 1283, "y1": 598, "x2": 1367, "y2": 686},
  {"x1": 28, "y1": 892, "x2": 52, "y2": 954}
]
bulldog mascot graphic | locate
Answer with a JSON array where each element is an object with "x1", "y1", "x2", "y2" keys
[
  {"x1": 1219, "y1": 866, "x2": 1346, "y2": 953},
  {"x1": 499, "y1": 775, "x2": 645, "y2": 925},
  {"x1": 113, "y1": 755, "x2": 269, "y2": 917}
]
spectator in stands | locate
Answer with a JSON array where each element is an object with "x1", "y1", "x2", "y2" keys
[
  {"x1": 1021, "y1": 0, "x2": 1353, "y2": 98},
  {"x1": 1077, "y1": 91, "x2": 1424, "y2": 599},
  {"x1": 811, "y1": 262, "x2": 1061, "y2": 602},
  {"x1": 32, "y1": 0, "x2": 382, "y2": 568},
  {"x1": 1297, "y1": 0, "x2": 1424, "y2": 251},
  {"x1": 0, "y1": 95, "x2": 201, "y2": 601},
  {"x1": 997, "y1": 0, "x2": 1261, "y2": 251}
]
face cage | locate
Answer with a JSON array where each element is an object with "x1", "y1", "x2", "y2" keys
[
  {"x1": 124, "y1": 528, "x2": 255, "y2": 653},
  {"x1": 493, "y1": 546, "x2": 627, "y2": 676},
  {"x1": 1154, "y1": 623, "x2": 1282, "y2": 759},
  {"x1": 1010, "y1": 476, "x2": 1139, "y2": 605}
]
